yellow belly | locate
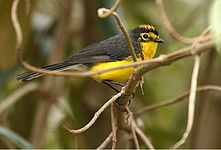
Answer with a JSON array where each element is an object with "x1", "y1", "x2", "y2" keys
[
  {"x1": 91, "y1": 42, "x2": 158, "y2": 82},
  {"x1": 91, "y1": 60, "x2": 134, "y2": 82}
]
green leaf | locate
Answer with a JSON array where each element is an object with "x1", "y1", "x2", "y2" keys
[
  {"x1": 0, "y1": 126, "x2": 32, "y2": 148},
  {"x1": 210, "y1": 0, "x2": 221, "y2": 55}
]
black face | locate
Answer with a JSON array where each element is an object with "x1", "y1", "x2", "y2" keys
[
  {"x1": 139, "y1": 29, "x2": 164, "y2": 43},
  {"x1": 139, "y1": 27, "x2": 159, "y2": 36},
  {"x1": 130, "y1": 25, "x2": 164, "y2": 43}
]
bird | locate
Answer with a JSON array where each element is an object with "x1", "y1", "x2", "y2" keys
[{"x1": 17, "y1": 24, "x2": 164, "y2": 92}]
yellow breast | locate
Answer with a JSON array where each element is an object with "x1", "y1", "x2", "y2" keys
[{"x1": 91, "y1": 42, "x2": 158, "y2": 82}]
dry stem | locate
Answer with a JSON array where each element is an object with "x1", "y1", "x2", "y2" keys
[
  {"x1": 62, "y1": 91, "x2": 123, "y2": 134},
  {"x1": 12, "y1": 0, "x2": 214, "y2": 80},
  {"x1": 97, "y1": 132, "x2": 113, "y2": 150},
  {"x1": 111, "y1": 103, "x2": 117, "y2": 149},
  {"x1": 171, "y1": 55, "x2": 200, "y2": 149},
  {"x1": 98, "y1": 8, "x2": 137, "y2": 62},
  {"x1": 98, "y1": 0, "x2": 121, "y2": 18},
  {"x1": 11, "y1": 0, "x2": 219, "y2": 149},
  {"x1": 126, "y1": 108, "x2": 140, "y2": 149},
  {"x1": 135, "y1": 85, "x2": 221, "y2": 117},
  {"x1": 155, "y1": 0, "x2": 197, "y2": 44},
  {"x1": 134, "y1": 124, "x2": 154, "y2": 149}
]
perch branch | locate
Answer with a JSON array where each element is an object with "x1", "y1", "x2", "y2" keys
[
  {"x1": 12, "y1": 0, "x2": 214, "y2": 80},
  {"x1": 15, "y1": 40, "x2": 214, "y2": 78},
  {"x1": 12, "y1": 0, "x2": 139, "y2": 79},
  {"x1": 171, "y1": 55, "x2": 200, "y2": 149},
  {"x1": 11, "y1": 0, "x2": 214, "y2": 79},
  {"x1": 61, "y1": 91, "x2": 123, "y2": 134},
  {"x1": 115, "y1": 40, "x2": 214, "y2": 115}
]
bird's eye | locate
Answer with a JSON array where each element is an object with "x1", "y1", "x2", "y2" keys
[{"x1": 143, "y1": 34, "x2": 148, "y2": 39}]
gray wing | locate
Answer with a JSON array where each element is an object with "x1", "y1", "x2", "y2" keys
[{"x1": 64, "y1": 33, "x2": 140, "y2": 64}]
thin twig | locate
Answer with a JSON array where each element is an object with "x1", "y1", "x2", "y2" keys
[
  {"x1": 134, "y1": 124, "x2": 154, "y2": 149},
  {"x1": 16, "y1": 38, "x2": 214, "y2": 79},
  {"x1": 61, "y1": 91, "x2": 123, "y2": 134},
  {"x1": 0, "y1": 82, "x2": 38, "y2": 116},
  {"x1": 98, "y1": 8, "x2": 137, "y2": 62},
  {"x1": 155, "y1": 0, "x2": 197, "y2": 44},
  {"x1": 135, "y1": 85, "x2": 221, "y2": 117},
  {"x1": 98, "y1": 0, "x2": 121, "y2": 18},
  {"x1": 11, "y1": 0, "x2": 22, "y2": 48},
  {"x1": 201, "y1": 26, "x2": 211, "y2": 36},
  {"x1": 126, "y1": 108, "x2": 140, "y2": 149},
  {"x1": 97, "y1": 132, "x2": 113, "y2": 150},
  {"x1": 131, "y1": 122, "x2": 140, "y2": 149},
  {"x1": 115, "y1": 40, "x2": 214, "y2": 120},
  {"x1": 12, "y1": 0, "x2": 137, "y2": 79},
  {"x1": 171, "y1": 55, "x2": 200, "y2": 149},
  {"x1": 12, "y1": 0, "x2": 214, "y2": 80},
  {"x1": 111, "y1": 103, "x2": 117, "y2": 149}
]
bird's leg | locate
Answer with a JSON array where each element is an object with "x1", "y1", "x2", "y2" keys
[
  {"x1": 102, "y1": 81, "x2": 120, "y2": 93},
  {"x1": 106, "y1": 80, "x2": 135, "y2": 100},
  {"x1": 102, "y1": 81, "x2": 125, "y2": 105},
  {"x1": 104, "y1": 80, "x2": 125, "y2": 87},
  {"x1": 102, "y1": 80, "x2": 135, "y2": 105}
]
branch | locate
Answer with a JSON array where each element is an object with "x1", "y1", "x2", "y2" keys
[
  {"x1": 0, "y1": 82, "x2": 38, "y2": 116},
  {"x1": 17, "y1": 40, "x2": 214, "y2": 79},
  {"x1": 115, "y1": 41, "x2": 214, "y2": 119},
  {"x1": 97, "y1": 132, "x2": 113, "y2": 150},
  {"x1": 98, "y1": 8, "x2": 137, "y2": 62},
  {"x1": 171, "y1": 55, "x2": 200, "y2": 149},
  {"x1": 98, "y1": 0, "x2": 121, "y2": 18},
  {"x1": 61, "y1": 91, "x2": 123, "y2": 134},
  {"x1": 12, "y1": 0, "x2": 139, "y2": 78},
  {"x1": 12, "y1": 0, "x2": 136, "y2": 79},
  {"x1": 126, "y1": 108, "x2": 140, "y2": 149},
  {"x1": 12, "y1": 0, "x2": 215, "y2": 81},
  {"x1": 134, "y1": 124, "x2": 154, "y2": 149},
  {"x1": 155, "y1": 0, "x2": 198, "y2": 44},
  {"x1": 111, "y1": 103, "x2": 117, "y2": 149},
  {"x1": 135, "y1": 85, "x2": 221, "y2": 117},
  {"x1": 11, "y1": 0, "x2": 215, "y2": 79},
  {"x1": 11, "y1": 0, "x2": 22, "y2": 49},
  {"x1": 131, "y1": 121, "x2": 140, "y2": 150}
]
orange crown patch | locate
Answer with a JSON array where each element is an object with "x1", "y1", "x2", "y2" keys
[{"x1": 138, "y1": 24, "x2": 155, "y2": 31}]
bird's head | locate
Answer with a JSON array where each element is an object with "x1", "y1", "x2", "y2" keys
[{"x1": 131, "y1": 24, "x2": 164, "y2": 44}]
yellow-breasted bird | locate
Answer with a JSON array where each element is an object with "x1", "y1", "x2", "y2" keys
[{"x1": 17, "y1": 24, "x2": 164, "y2": 91}]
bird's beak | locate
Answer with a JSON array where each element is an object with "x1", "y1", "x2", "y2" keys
[{"x1": 153, "y1": 38, "x2": 164, "y2": 43}]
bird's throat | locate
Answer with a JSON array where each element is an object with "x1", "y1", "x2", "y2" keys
[{"x1": 140, "y1": 42, "x2": 158, "y2": 60}]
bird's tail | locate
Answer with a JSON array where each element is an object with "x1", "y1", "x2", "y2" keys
[{"x1": 17, "y1": 62, "x2": 73, "y2": 81}]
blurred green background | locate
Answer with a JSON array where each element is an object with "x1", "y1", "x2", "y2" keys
[{"x1": 0, "y1": 0, "x2": 221, "y2": 148}]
